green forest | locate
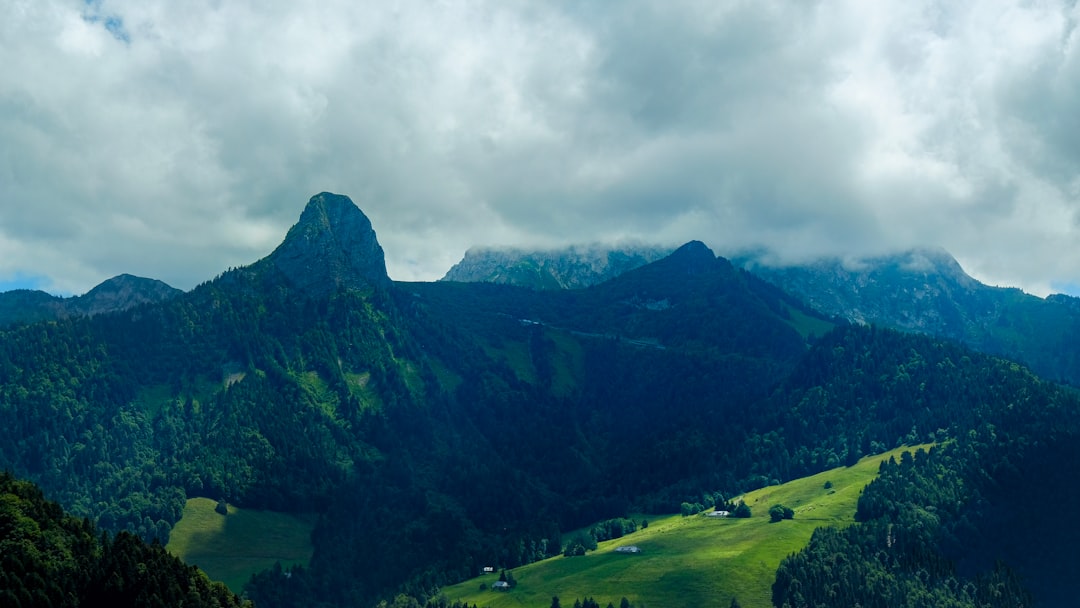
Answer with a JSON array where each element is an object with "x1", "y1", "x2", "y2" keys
[
  {"x1": 2, "y1": 207, "x2": 1080, "y2": 607},
  {"x1": 0, "y1": 470, "x2": 247, "y2": 607}
]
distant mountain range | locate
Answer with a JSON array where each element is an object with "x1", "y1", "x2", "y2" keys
[
  {"x1": 2, "y1": 193, "x2": 1079, "y2": 607},
  {"x1": 445, "y1": 243, "x2": 1080, "y2": 386},
  {"x1": 0, "y1": 273, "x2": 181, "y2": 326},
  {"x1": 442, "y1": 243, "x2": 673, "y2": 289}
]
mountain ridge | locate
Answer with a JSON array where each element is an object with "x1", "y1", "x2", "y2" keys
[
  {"x1": 0, "y1": 273, "x2": 181, "y2": 326},
  {"x1": 442, "y1": 242, "x2": 673, "y2": 289},
  {"x1": 1, "y1": 193, "x2": 1079, "y2": 607}
]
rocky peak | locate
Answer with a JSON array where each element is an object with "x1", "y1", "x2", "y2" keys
[
  {"x1": 267, "y1": 192, "x2": 391, "y2": 296},
  {"x1": 441, "y1": 243, "x2": 673, "y2": 290}
]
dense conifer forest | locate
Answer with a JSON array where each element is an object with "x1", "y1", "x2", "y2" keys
[
  {"x1": 2, "y1": 197, "x2": 1079, "y2": 606},
  {"x1": 0, "y1": 471, "x2": 246, "y2": 607}
]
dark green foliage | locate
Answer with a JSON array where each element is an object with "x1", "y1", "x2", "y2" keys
[
  {"x1": 590, "y1": 518, "x2": 636, "y2": 542},
  {"x1": 773, "y1": 360, "x2": 1080, "y2": 607},
  {"x1": 563, "y1": 532, "x2": 598, "y2": 557},
  {"x1": 732, "y1": 501, "x2": 752, "y2": 518},
  {"x1": 768, "y1": 504, "x2": 793, "y2": 522},
  {"x1": 680, "y1": 502, "x2": 705, "y2": 517},
  {"x1": 4, "y1": 232, "x2": 1080, "y2": 608},
  {"x1": 0, "y1": 471, "x2": 246, "y2": 607}
]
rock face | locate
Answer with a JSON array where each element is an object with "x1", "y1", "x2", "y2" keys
[
  {"x1": 736, "y1": 248, "x2": 1004, "y2": 341},
  {"x1": 442, "y1": 243, "x2": 673, "y2": 290},
  {"x1": 266, "y1": 192, "x2": 391, "y2": 296}
]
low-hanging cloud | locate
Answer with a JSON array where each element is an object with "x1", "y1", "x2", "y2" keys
[{"x1": 1, "y1": 0, "x2": 1078, "y2": 296}]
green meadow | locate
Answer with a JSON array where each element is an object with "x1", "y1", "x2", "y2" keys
[
  {"x1": 166, "y1": 497, "x2": 316, "y2": 593},
  {"x1": 440, "y1": 444, "x2": 932, "y2": 608}
]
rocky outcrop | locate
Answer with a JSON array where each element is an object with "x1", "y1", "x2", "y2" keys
[
  {"x1": 265, "y1": 192, "x2": 391, "y2": 297},
  {"x1": 442, "y1": 243, "x2": 673, "y2": 290}
]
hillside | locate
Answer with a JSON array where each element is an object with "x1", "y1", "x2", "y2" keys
[
  {"x1": 0, "y1": 471, "x2": 247, "y2": 607},
  {"x1": 166, "y1": 498, "x2": 316, "y2": 593},
  {"x1": 1, "y1": 193, "x2": 1078, "y2": 607},
  {"x1": 737, "y1": 248, "x2": 1080, "y2": 386},
  {"x1": 440, "y1": 445, "x2": 929, "y2": 608},
  {"x1": 0, "y1": 274, "x2": 181, "y2": 327}
]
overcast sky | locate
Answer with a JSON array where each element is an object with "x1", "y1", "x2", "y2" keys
[{"x1": 2, "y1": 0, "x2": 1079, "y2": 297}]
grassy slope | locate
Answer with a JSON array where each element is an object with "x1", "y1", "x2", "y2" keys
[
  {"x1": 166, "y1": 497, "x2": 316, "y2": 593},
  {"x1": 441, "y1": 444, "x2": 931, "y2": 608}
]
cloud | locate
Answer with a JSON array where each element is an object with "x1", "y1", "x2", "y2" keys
[{"x1": 1, "y1": 0, "x2": 1078, "y2": 296}]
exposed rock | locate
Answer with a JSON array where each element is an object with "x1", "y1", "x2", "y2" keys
[
  {"x1": 265, "y1": 192, "x2": 391, "y2": 297},
  {"x1": 442, "y1": 243, "x2": 673, "y2": 290}
]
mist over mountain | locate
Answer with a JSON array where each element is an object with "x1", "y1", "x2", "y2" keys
[
  {"x1": 736, "y1": 248, "x2": 1080, "y2": 386},
  {"x1": 442, "y1": 243, "x2": 672, "y2": 289},
  {"x1": 447, "y1": 242, "x2": 1080, "y2": 387},
  {"x1": 1, "y1": 193, "x2": 1079, "y2": 607}
]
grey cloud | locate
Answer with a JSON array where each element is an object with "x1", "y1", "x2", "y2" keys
[{"x1": 2, "y1": 0, "x2": 1080, "y2": 296}]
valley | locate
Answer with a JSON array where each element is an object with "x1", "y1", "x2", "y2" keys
[
  {"x1": 1, "y1": 193, "x2": 1078, "y2": 607},
  {"x1": 167, "y1": 498, "x2": 316, "y2": 593},
  {"x1": 439, "y1": 445, "x2": 930, "y2": 608}
]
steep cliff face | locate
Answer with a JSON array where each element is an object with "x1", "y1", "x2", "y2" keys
[
  {"x1": 441, "y1": 243, "x2": 673, "y2": 289},
  {"x1": 264, "y1": 192, "x2": 391, "y2": 296}
]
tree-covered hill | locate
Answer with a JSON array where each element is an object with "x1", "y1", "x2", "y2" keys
[
  {"x1": 740, "y1": 248, "x2": 1080, "y2": 387},
  {"x1": 2, "y1": 193, "x2": 1079, "y2": 606},
  {"x1": 0, "y1": 470, "x2": 247, "y2": 607}
]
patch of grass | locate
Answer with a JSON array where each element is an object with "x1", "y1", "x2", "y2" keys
[
  {"x1": 547, "y1": 331, "x2": 584, "y2": 397},
  {"x1": 439, "y1": 444, "x2": 932, "y2": 608},
  {"x1": 166, "y1": 498, "x2": 316, "y2": 593},
  {"x1": 783, "y1": 305, "x2": 835, "y2": 341},
  {"x1": 345, "y1": 371, "x2": 385, "y2": 410}
]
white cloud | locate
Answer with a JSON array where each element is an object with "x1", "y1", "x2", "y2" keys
[{"x1": 1, "y1": 0, "x2": 1079, "y2": 296}]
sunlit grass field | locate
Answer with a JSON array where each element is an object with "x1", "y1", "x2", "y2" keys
[
  {"x1": 166, "y1": 497, "x2": 316, "y2": 593},
  {"x1": 440, "y1": 444, "x2": 931, "y2": 608}
]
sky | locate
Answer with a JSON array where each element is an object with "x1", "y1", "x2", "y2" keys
[{"x1": 1, "y1": 0, "x2": 1079, "y2": 297}]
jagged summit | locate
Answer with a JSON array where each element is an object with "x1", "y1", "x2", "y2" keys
[
  {"x1": 266, "y1": 192, "x2": 391, "y2": 296},
  {"x1": 441, "y1": 242, "x2": 673, "y2": 289}
]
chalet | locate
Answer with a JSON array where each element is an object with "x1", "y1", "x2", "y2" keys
[
  {"x1": 708, "y1": 510, "x2": 730, "y2": 518},
  {"x1": 492, "y1": 581, "x2": 511, "y2": 591},
  {"x1": 614, "y1": 545, "x2": 641, "y2": 554},
  {"x1": 482, "y1": 566, "x2": 495, "y2": 573}
]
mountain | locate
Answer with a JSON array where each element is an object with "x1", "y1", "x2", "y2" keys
[
  {"x1": 441, "y1": 243, "x2": 673, "y2": 289},
  {"x1": 1, "y1": 193, "x2": 1079, "y2": 607},
  {"x1": 0, "y1": 274, "x2": 181, "y2": 326},
  {"x1": 262, "y1": 192, "x2": 392, "y2": 296},
  {"x1": 737, "y1": 248, "x2": 1080, "y2": 385}
]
